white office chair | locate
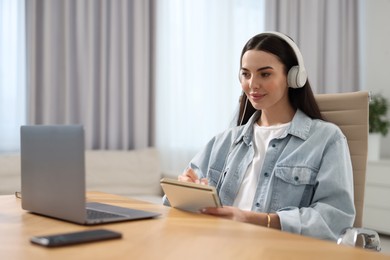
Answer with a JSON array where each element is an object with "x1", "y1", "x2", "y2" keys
[{"x1": 315, "y1": 91, "x2": 381, "y2": 251}]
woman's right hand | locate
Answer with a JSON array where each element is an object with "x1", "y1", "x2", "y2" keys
[{"x1": 178, "y1": 168, "x2": 208, "y2": 185}]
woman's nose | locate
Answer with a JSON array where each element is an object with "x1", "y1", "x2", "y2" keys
[{"x1": 249, "y1": 77, "x2": 260, "y2": 89}]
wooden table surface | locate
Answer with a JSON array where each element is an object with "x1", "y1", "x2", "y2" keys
[{"x1": 1, "y1": 191, "x2": 389, "y2": 259}]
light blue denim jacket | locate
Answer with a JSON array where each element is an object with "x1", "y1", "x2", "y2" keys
[{"x1": 164, "y1": 109, "x2": 355, "y2": 241}]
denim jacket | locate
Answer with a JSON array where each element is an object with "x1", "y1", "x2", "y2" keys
[{"x1": 164, "y1": 109, "x2": 355, "y2": 241}]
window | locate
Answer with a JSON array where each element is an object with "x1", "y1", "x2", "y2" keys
[
  {"x1": 154, "y1": 0, "x2": 265, "y2": 174},
  {"x1": 0, "y1": 0, "x2": 26, "y2": 152}
]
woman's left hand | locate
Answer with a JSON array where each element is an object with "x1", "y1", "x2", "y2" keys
[
  {"x1": 201, "y1": 206, "x2": 281, "y2": 229},
  {"x1": 201, "y1": 206, "x2": 248, "y2": 223}
]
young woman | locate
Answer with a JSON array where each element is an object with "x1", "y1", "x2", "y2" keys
[{"x1": 163, "y1": 31, "x2": 355, "y2": 241}]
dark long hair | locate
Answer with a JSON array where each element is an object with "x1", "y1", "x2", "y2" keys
[{"x1": 237, "y1": 33, "x2": 323, "y2": 126}]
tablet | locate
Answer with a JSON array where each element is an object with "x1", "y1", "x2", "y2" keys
[{"x1": 160, "y1": 178, "x2": 222, "y2": 213}]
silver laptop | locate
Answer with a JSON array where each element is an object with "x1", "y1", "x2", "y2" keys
[{"x1": 20, "y1": 125, "x2": 161, "y2": 225}]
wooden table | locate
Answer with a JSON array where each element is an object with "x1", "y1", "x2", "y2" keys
[{"x1": 1, "y1": 192, "x2": 388, "y2": 259}]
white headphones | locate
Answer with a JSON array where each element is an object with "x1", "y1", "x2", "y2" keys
[{"x1": 260, "y1": 31, "x2": 307, "y2": 88}]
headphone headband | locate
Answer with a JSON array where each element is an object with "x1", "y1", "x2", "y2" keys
[{"x1": 260, "y1": 31, "x2": 307, "y2": 88}]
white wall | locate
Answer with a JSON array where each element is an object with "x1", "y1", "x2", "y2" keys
[{"x1": 363, "y1": 0, "x2": 390, "y2": 158}]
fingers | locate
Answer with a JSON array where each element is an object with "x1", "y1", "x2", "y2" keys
[
  {"x1": 201, "y1": 207, "x2": 230, "y2": 216},
  {"x1": 178, "y1": 168, "x2": 199, "y2": 183},
  {"x1": 199, "y1": 177, "x2": 209, "y2": 185},
  {"x1": 201, "y1": 206, "x2": 248, "y2": 222},
  {"x1": 178, "y1": 168, "x2": 208, "y2": 185}
]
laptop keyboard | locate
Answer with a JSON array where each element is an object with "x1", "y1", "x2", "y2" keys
[{"x1": 86, "y1": 209, "x2": 125, "y2": 220}]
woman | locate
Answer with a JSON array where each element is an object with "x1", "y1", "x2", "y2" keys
[{"x1": 164, "y1": 31, "x2": 355, "y2": 241}]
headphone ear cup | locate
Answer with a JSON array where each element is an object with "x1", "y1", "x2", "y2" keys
[
  {"x1": 287, "y1": 65, "x2": 307, "y2": 88},
  {"x1": 287, "y1": 66, "x2": 300, "y2": 88}
]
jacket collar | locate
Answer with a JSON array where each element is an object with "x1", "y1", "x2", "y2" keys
[{"x1": 235, "y1": 109, "x2": 312, "y2": 146}]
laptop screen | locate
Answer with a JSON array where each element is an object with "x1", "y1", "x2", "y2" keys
[{"x1": 20, "y1": 125, "x2": 87, "y2": 223}]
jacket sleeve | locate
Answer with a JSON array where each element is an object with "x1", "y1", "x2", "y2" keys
[{"x1": 276, "y1": 135, "x2": 355, "y2": 241}]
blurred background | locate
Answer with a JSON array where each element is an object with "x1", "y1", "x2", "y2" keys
[{"x1": 1, "y1": 0, "x2": 389, "y2": 173}]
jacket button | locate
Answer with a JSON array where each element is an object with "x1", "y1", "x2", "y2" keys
[
  {"x1": 272, "y1": 144, "x2": 276, "y2": 148},
  {"x1": 294, "y1": 176, "x2": 299, "y2": 181},
  {"x1": 264, "y1": 172, "x2": 269, "y2": 177},
  {"x1": 255, "y1": 202, "x2": 260, "y2": 207}
]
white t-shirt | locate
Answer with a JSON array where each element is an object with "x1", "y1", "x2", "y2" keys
[{"x1": 233, "y1": 122, "x2": 291, "y2": 211}]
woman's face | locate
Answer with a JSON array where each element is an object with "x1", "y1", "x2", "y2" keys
[{"x1": 240, "y1": 50, "x2": 290, "y2": 112}]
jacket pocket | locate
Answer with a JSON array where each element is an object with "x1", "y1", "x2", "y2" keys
[
  {"x1": 275, "y1": 167, "x2": 316, "y2": 186},
  {"x1": 271, "y1": 166, "x2": 317, "y2": 210}
]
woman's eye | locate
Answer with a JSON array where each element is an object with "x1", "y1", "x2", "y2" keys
[
  {"x1": 261, "y1": 72, "x2": 271, "y2": 77},
  {"x1": 240, "y1": 71, "x2": 250, "y2": 78}
]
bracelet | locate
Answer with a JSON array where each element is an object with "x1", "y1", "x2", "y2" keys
[{"x1": 267, "y1": 213, "x2": 271, "y2": 228}]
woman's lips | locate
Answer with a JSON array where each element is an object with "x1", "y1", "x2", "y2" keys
[{"x1": 250, "y1": 93, "x2": 266, "y2": 101}]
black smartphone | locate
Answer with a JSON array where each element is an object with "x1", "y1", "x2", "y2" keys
[{"x1": 30, "y1": 229, "x2": 122, "y2": 247}]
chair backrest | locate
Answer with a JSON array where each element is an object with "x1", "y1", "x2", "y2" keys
[{"x1": 315, "y1": 91, "x2": 369, "y2": 228}]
